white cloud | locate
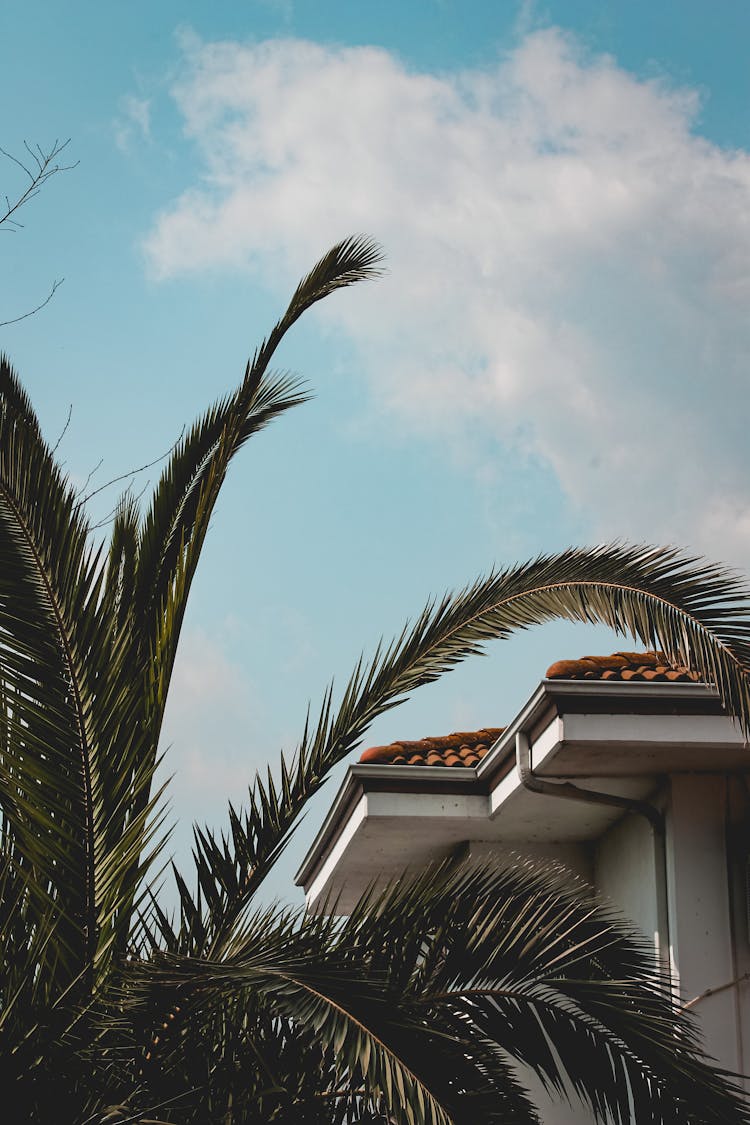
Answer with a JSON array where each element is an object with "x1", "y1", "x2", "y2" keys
[
  {"x1": 158, "y1": 625, "x2": 263, "y2": 830},
  {"x1": 144, "y1": 29, "x2": 750, "y2": 568}
]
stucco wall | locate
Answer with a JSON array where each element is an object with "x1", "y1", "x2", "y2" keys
[
  {"x1": 594, "y1": 802, "x2": 666, "y2": 962},
  {"x1": 666, "y1": 775, "x2": 747, "y2": 1078}
]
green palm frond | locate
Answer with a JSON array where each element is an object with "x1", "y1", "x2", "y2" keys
[
  {"x1": 0, "y1": 354, "x2": 41, "y2": 432},
  {"x1": 339, "y1": 859, "x2": 750, "y2": 1125},
  {"x1": 0, "y1": 364, "x2": 104, "y2": 982},
  {"x1": 176, "y1": 544, "x2": 750, "y2": 951},
  {"x1": 127, "y1": 854, "x2": 750, "y2": 1124},
  {"x1": 124, "y1": 901, "x2": 542, "y2": 1125},
  {"x1": 135, "y1": 236, "x2": 383, "y2": 702},
  {"x1": 0, "y1": 361, "x2": 168, "y2": 997}
]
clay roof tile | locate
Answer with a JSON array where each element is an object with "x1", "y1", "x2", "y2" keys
[
  {"x1": 358, "y1": 727, "x2": 505, "y2": 768},
  {"x1": 546, "y1": 650, "x2": 701, "y2": 683},
  {"x1": 358, "y1": 652, "x2": 704, "y2": 767}
]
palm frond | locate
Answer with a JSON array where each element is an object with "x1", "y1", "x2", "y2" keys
[
  {"x1": 335, "y1": 859, "x2": 750, "y2": 1124},
  {"x1": 104, "y1": 242, "x2": 384, "y2": 973},
  {"x1": 126, "y1": 851, "x2": 750, "y2": 1123},
  {"x1": 0, "y1": 363, "x2": 169, "y2": 996},
  {"x1": 178, "y1": 544, "x2": 750, "y2": 949},
  {"x1": 0, "y1": 354, "x2": 41, "y2": 433},
  {"x1": 123, "y1": 901, "x2": 541, "y2": 1125},
  {"x1": 135, "y1": 236, "x2": 384, "y2": 706},
  {"x1": 0, "y1": 376, "x2": 103, "y2": 982}
]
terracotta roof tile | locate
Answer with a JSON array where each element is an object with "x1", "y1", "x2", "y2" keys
[
  {"x1": 545, "y1": 650, "x2": 702, "y2": 683},
  {"x1": 358, "y1": 653, "x2": 704, "y2": 768},
  {"x1": 359, "y1": 728, "x2": 505, "y2": 768}
]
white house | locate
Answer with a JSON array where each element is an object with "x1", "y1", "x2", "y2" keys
[{"x1": 296, "y1": 651, "x2": 750, "y2": 1121}]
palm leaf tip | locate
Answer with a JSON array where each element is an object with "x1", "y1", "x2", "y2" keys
[
  {"x1": 0, "y1": 353, "x2": 42, "y2": 434},
  {"x1": 287, "y1": 236, "x2": 385, "y2": 319}
]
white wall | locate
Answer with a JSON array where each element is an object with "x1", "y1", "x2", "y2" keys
[
  {"x1": 666, "y1": 775, "x2": 745, "y2": 1076},
  {"x1": 594, "y1": 804, "x2": 667, "y2": 965}
]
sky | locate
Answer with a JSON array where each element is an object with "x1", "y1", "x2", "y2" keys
[{"x1": 3, "y1": 0, "x2": 750, "y2": 903}]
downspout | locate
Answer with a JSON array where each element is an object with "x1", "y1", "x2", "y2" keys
[{"x1": 515, "y1": 731, "x2": 664, "y2": 835}]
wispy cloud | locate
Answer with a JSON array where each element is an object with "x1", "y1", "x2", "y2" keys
[
  {"x1": 144, "y1": 29, "x2": 750, "y2": 568},
  {"x1": 115, "y1": 93, "x2": 152, "y2": 152},
  {"x1": 158, "y1": 625, "x2": 263, "y2": 832}
]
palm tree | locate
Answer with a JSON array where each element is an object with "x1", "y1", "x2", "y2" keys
[{"x1": 2, "y1": 237, "x2": 750, "y2": 1124}]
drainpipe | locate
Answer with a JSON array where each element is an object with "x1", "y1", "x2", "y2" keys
[{"x1": 515, "y1": 731, "x2": 664, "y2": 835}]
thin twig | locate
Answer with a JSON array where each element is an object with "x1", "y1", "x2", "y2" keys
[
  {"x1": 78, "y1": 458, "x2": 104, "y2": 497},
  {"x1": 0, "y1": 138, "x2": 77, "y2": 229},
  {"x1": 0, "y1": 139, "x2": 77, "y2": 326},
  {"x1": 0, "y1": 278, "x2": 63, "y2": 328},
  {"x1": 75, "y1": 426, "x2": 186, "y2": 509},
  {"x1": 50, "y1": 403, "x2": 73, "y2": 455},
  {"x1": 90, "y1": 480, "x2": 151, "y2": 530}
]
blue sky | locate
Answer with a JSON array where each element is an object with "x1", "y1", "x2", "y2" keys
[{"x1": 3, "y1": 1, "x2": 750, "y2": 900}]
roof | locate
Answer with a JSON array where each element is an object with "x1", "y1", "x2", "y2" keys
[
  {"x1": 357, "y1": 653, "x2": 703, "y2": 768},
  {"x1": 359, "y1": 728, "x2": 505, "y2": 768},
  {"x1": 545, "y1": 650, "x2": 702, "y2": 683}
]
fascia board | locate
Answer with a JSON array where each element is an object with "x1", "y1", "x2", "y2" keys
[
  {"x1": 477, "y1": 680, "x2": 722, "y2": 781},
  {"x1": 295, "y1": 766, "x2": 361, "y2": 887},
  {"x1": 305, "y1": 793, "x2": 368, "y2": 910},
  {"x1": 295, "y1": 763, "x2": 481, "y2": 888}
]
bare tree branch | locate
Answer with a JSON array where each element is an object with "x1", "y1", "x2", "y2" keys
[
  {"x1": 90, "y1": 480, "x2": 152, "y2": 531},
  {"x1": 50, "y1": 403, "x2": 73, "y2": 455},
  {"x1": 75, "y1": 426, "x2": 187, "y2": 509},
  {"x1": 0, "y1": 138, "x2": 78, "y2": 230},
  {"x1": 77, "y1": 457, "x2": 104, "y2": 497},
  {"x1": 1, "y1": 138, "x2": 77, "y2": 326},
  {"x1": 0, "y1": 278, "x2": 64, "y2": 327}
]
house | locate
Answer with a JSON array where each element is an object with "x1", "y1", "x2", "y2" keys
[{"x1": 296, "y1": 651, "x2": 750, "y2": 1118}]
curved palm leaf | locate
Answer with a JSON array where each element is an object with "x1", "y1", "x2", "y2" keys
[
  {"x1": 127, "y1": 858, "x2": 750, "y2": 1124},
  {"x1": 110, "y1": 239, "x2": 385, "y2": 944},
  {"x1": 0, "y1": 356, "x2": 103, "y2": 983},
  {"x1": 135, "y1": 235, "x2": 383, "y2": 711},
  {"x1": 341, "y1": 859, "x2": 750, "y2": 1125},
  {"x1": 125, "y1": 900, "x2": 542, "y2": 1125},
  {"x1": 179, "y1": 544, "x2": 750, "y2": 951}
]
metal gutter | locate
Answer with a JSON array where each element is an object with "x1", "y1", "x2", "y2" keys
[
  {"x1": 349, "y1": 763, "x2": 479, "y2": 784},
  {"x1": 515, "y1": 730, "x2": 665, "y2": 835},
  {"x1": 476, "y1": 679, "x2": 721, "y2": 783}
]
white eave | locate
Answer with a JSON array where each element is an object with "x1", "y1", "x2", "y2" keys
[{"x1": 296, "y1": 678, "x2": 747, "y2": 913}]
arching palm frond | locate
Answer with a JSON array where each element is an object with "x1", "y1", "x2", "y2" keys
[
  {"x1": 124, "y1": 898, "x2": 543, "y2": 1125},
  {"x1": 340, "y1": 859, "x2": 749, "y2": 1125},
  {"x1": 109, "y1": 240, "x2": 384, "y2": 946},
  {"x1": 176, "y1": 544, "x2": 750, "y2": 952},
  {"x1": 135, "y1": 235, "x2": 384, "y2": 723},
  {"x1": 126, "y1": 857, "x2": 750, "y2": 1125}
]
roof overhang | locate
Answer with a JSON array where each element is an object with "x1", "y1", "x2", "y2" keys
[{"x1": 296, "y1": 679, "x2": 748, "y2": 912}]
